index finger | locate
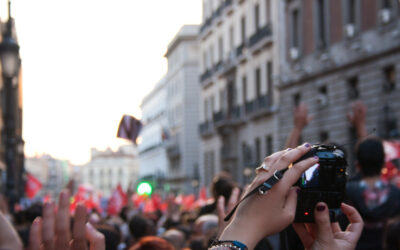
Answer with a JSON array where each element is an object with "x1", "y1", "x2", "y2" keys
[
  {"x1": 71, "y1": 203, "x2": 88, "y2": 250},
  {"x1": 55, "y1": 190, "x2": 71, "y2": 250}
]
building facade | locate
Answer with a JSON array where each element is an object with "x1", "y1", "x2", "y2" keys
[
  {"x1": 164, "y1": 25, "x2": 201, "y2": 193},
  {"x1": 199, "y1": 0, "x2": 400, "y2": 184},
  {"x1": 199, "y1": 0, "x2": 281, "y2": 185},
  {"x1": 81, "y1": 145, "x2": 139, "y2": 197},
  {"x1": 137, "y1": 78, "x2": 169, "y2": 187},
  {"x1": 25, "y1": 155, "x2": 70, "y2": 199},
  {"x1": 279, "y1": 0, "x2": 400, "y2": 173}
]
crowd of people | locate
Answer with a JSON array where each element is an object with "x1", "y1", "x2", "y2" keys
[{"x1": 0, "y1": 101, "x2": 399, "y2": 250}]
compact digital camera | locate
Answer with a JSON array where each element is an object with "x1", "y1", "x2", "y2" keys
[{"x1": 294, "y1": 144, "x2": 347, "y2": 223}]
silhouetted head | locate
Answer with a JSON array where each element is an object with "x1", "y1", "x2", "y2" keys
[
  {"x1": 128, "y1": 214, "x2": 155, "y2": 240},
  {"x1": 356, "y1": 137, "x2": 385, "y2": 177}
]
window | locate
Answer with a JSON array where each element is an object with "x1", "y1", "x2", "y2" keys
[
  {"x1": 203, "y1": 51, "x2": 208, "y2": 70},
  {"x1": 218, "y1": 36, "x2": 224, "y2": 62},
  {"x1": 316, "y1": 0, "x2": 327, "y2": 49},
  {"x1": 254, "y1": 3, "x2": 260, "y2": 31},
  {"x1": 319, "y1": 131, "x2": 329, "y2": 143},
  {"x1": 293, "y1": 93, "x2": 301, "y2": 107},
  {"x1": 382, "y1": 0, "x2": 392, "y2": 9},
  {"x1": 347, "y1": 0, "x2": 356, "y2": 24},
  {"x1": 255, "y1": 138, "x2": 261, "y2": 163},
  {"x1": 242, "y1": 76, "x2": 247, "y2": 103},
  {"x1": 267, "y1": 61, "x2": 273, "y2": 104},
  {"x1": 265, "y1": 0, "x2": 271, "y2": 24},
  {"x1": 347, "y1": 77, "x2": 359, "y2": 100},
  {"x1": 255, "y1": 68, "x2": 261, "y2": 98},
  {"x1": 291, "y1": 9, "x2": 300, "y2": 48},
  {"x1": 383, "y1": 65, "x2": 396, "y2": 92},
  {"x1": 210, "y1": 95, "x2": 215, "y2": 115},
  {"x1": 241, "y1": 16, "x2": 246, "y2": 44},
  {"x1": 209, "y1": 45, "x2": 214, "y2": 67},
  {"x1": 265, "y1": 135, "x2": 273, "y2": 156},
  {"x1": 317, "y1": 85, "x2": 328, "y2": 108},
  {"x1": 204, "y1": 99, "x2": 208, "y2": 120},
  {"x1": 229, "y1": 26, "x2": 234, "y2": 51}
]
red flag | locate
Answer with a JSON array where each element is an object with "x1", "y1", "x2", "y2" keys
[
  {"x1": 382, "y1": 140, "x2": 400, "y2": 181},
  {"x1": 117, "y1": 115, "x2": 142, "y2": 144},
  {"x1": 107, "y1": 185, "x2": 127, "y2": 215},
  {"x1": 25, "y1": 173, "x2": 42, "y2": 199}
]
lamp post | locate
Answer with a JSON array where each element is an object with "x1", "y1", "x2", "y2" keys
[{"x1": 1, "y1": 0, "x2": 21, "y2": 213}]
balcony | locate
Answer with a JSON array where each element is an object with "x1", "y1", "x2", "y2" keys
[
  {"x1": 236, "y1": 44, "x2": 245, "y2": 58},
  {"x1": 199, "y1": 120, "x2": 215, "y2": 137},
  {"x1": 246, "y1": 95, "x2": 274, "y2": 120},
  {"x1": 166, "y1": 135, "x2": 180, "y2": 159},
  {"x1": 200, "y1": 69, "x2": 213, "y2": 82},
  {"x1": 249, "y1": 24, "x2": 273, "y2": 49},
  {"x1": 213, "y1": 106, "x2": 245, "y2": 131}
]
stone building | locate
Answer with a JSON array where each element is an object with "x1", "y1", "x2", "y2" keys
[
  {"x1": 81, "y1": 145, "x2": 139, "y2": 197},
  {"x1": 198, "y1": 0, "x2": 400, "y2": 184},
  {"x1": 137, "y1": 77, "x2": 169, "y2": 186},
  {"x1": 25, "y1": 155, "x2": 70, "y2": 199},
  {"x1": 199, "y1": 0, "x2": 281, "y2": 185},
  {"x1": 279, "y1": 0, "x2": 400, "y2": 173},
  {"x1": 163, "y1": 25, "x2": 201, "y2": 193}
]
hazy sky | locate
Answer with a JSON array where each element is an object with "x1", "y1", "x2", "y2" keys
[{"x1": 8, "y1": 0, "x2": 202, "y2": 165}]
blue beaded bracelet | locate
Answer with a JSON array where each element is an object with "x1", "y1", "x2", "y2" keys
[{"x1": 210, "y1": 240, "x2": 248, "y2": 250}]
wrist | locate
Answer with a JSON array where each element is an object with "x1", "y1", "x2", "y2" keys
[{"x1": 219, "y1": 222, "x2": 260, "y2": 250}]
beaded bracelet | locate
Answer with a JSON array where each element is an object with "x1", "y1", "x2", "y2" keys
[{"x1": 209, "y1": 240, "x2": 248, "y2": 250}]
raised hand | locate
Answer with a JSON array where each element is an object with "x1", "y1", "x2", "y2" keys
[
  {"x1": 216, "y1": 187, "x2": 240, "y2": 237},
  {"x1": 29, "y1": 190, "x2": 105, "y2": 250}
]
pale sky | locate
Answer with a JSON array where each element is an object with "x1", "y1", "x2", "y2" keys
[{"x1": 7, "y1": 0, "x2": 202, "y2": 165}]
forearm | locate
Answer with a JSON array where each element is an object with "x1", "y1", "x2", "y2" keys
[{"x1": 285, "y1": 127, "x2": 303, "y2": 149}]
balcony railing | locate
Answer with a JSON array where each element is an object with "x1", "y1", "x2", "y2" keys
[
  {"x1": 249, "y1": 25, "x2": 272, "y2": 48},
  {"x1": 245, "y1": 101, "x2": 255, "y2": 114},
  {"x1": 199, "y1": 120, "x2": 214, "y2": 137},
  {"x1": 236, "y1": 44, "x2": 245, "y2": 58},
  {"x1": 200, "y1": 69, "x2": 213, "y2": 82},
  {"x1": 166, "y1": 135, "x2": 180, "y2": 159}
]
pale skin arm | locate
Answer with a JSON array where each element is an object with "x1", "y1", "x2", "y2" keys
[
  {"x1": 347, "y1": 100, "x2": 367, "y2": 139},
  {"x1": 285, "y1": 103, "x2": 313, "y2": 149},
  {"x1": 219, "y1": 144, "x2": 318, "y2": 249}
]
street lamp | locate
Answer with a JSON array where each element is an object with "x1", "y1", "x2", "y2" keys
[{"x1": 1, "y1": 0, "x2": 21, "y2": 213}]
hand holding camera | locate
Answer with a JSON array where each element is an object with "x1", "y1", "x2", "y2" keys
[{"x1": 218, "y1": 144, "x2": 363, "y2": 250}]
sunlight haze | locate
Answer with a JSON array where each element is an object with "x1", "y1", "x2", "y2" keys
[{"x1": 9, "y1": 0, "x2": 202, "y2": 165}]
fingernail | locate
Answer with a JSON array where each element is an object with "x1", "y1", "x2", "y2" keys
[
  {"x1": 316, "y1": 205, "x2": 325, "y2": 211},
  {"x1": 296, "y1": 188, "x2": 301, "y2": 194},
  {"x1": 304, "y1": 143, "x2": 310, "y2": 148},
  {"x1": 33, "y1": 217, "x2": 41, "y2": 224},
  {"x1": 287, "y1": 148, "x2": 292, "y2": 151},
  {"x1": 313, "y1": 156, "x2": 319, "y2": 160}
]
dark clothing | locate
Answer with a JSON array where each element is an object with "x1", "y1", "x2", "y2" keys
[{"x1": 346, "y1": 179, "x2": 400, "y2": 250}]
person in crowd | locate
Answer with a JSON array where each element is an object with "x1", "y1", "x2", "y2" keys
[
  {"x1": 162, "y1": 228, "x2": 186, "y2": 250},
  {"x1": 346, "y1": 137, "x2": 400, "y2": 250},
  {"x1": 128, "y1": 214, "x2": 156, "y2": 245},
  {"x1": 129, "y1": 236, "x2": 174, "y2": 250},
  {"x1": 198, "y1": 173, "x2": 238, "y2": 217},
  {"x1": 213, "y1": 143, "x2": 364, "y2": 250},
  {"x1": 383, "y1": 216, "x2": 400, "y2": 250}
]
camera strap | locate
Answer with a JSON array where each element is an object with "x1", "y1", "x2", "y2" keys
[{"x1": 224, "y1": 169, "x2": 286, "y2": 221}]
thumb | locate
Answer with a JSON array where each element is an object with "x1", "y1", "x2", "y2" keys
[
  {"x1": 314, "y1": 202, "x2": 333, "y2": 244},
  {"x1": 85, "y1": 223, "x2": 105, "y2": 250}
]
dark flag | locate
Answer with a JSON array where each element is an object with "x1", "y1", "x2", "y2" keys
[{"x1": 117, "y1": 115, "x2": 142, "y2": 143}]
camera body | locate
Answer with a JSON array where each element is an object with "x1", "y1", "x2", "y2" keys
[{"x1": 294, "y1": 144, "x2": 347, "y2": 223}]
